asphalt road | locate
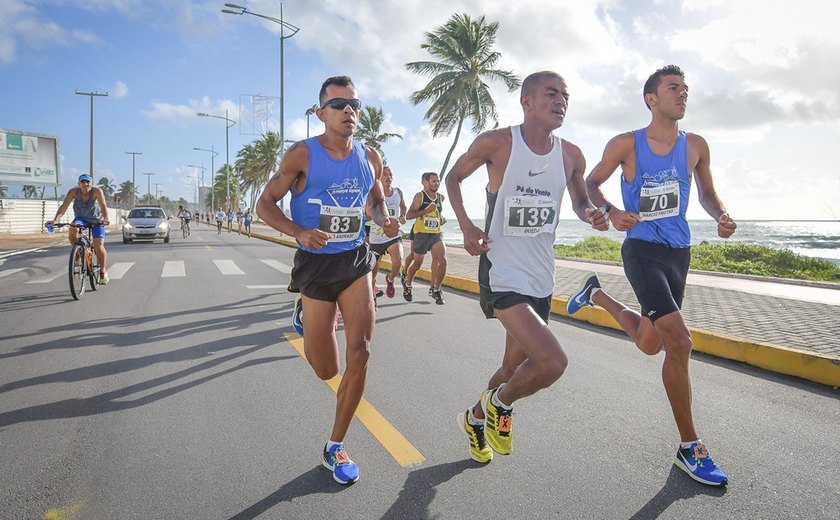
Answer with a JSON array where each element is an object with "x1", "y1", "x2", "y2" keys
[{"x1": 1, "y1": 224, "x2": 838, "y2": 519}]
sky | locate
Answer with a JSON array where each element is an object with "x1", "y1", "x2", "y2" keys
[{"x1": 1, "y1": 0, "x2": 839, "y2": 221}]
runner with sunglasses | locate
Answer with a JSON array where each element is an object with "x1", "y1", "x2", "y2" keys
[
  {"x1": 47, "y1": 173, "x2": 111, "y2": 285},
  {"x1": 257, "y1": 75, "x2": 399, "y2": 486}
]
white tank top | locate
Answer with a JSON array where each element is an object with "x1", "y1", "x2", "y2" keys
[
  {"x1": 369, "y1": 187, "x2": 403, "y2": 244},
  {"x1": 480, "y1": 125, "x2": 568, "y2": 297}
]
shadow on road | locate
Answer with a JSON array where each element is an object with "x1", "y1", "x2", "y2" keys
[
  {"x1": 628, "y1": 466, "x2": 727, "y2": 520},
  {"x1": 225, "y1": 466, "x2": 343, "y2": 520},
  {"x1": 381, "y1": 459, "x2": 481, "y2": 520}
]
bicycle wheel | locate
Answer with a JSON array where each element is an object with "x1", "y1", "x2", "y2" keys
[
  {"x1": 87, "y1": 246, "x2": 99, "y2": 291},
  {"x1": 182, "y1": 223, "x2": 188, "y2": 238},
  {"x1": 69, "y1": 243, "x2": 86, "y2": 300}
]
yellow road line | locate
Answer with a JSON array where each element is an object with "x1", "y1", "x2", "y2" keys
[{"x1": 284, "y1": 333, "x2": 426, "y2": 467}]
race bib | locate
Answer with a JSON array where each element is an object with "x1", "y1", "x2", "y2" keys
[
  {"x1": 423, "y1": 216, "x2": 440, "y2": 229},
  {"x1": 318, "y1": 205, "x2": 363, "y2": 242},
  {"x1": 503, "y1": 196, "x2": 557, "y2": 237},
  {"x1": 639, "y1": 180, "x2": 679, "y2": 220},
  {"x1": 387, "y1": 204, "x2": 398, "y2": 217}
]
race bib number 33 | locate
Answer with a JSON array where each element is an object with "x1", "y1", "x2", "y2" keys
[
  {"x1": 318, "y1": 205, "x2": 363, "y2": 242},
  {"x1": 504, "y1": 196, "x2": 557, "y2": 237}
]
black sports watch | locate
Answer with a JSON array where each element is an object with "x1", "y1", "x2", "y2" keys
[{"x1": 600, "y1": 202, "x2": 613, "y2": 214}]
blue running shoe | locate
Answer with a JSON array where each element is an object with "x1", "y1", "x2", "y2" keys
[
  {"x1": 292, "y1": 296, "x2": 304, "y2": 336},
  {"x1": 566, "y1": 272, "x2": 600, "y2": 314},
  {"x1": 322, "y1": 443, "x2": 359, "y2": 485},
  {"x1": 674, "y1": 442, "x2": 729, "y2": 486}
]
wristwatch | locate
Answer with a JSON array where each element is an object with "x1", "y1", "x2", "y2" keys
[{"x1": 600, "y1": 202, "x2": 613, "y2": 214}]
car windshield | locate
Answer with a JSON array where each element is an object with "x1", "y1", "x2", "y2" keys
[{"x1": 128, "y1": 209, "x2": 165, "y2": 219}]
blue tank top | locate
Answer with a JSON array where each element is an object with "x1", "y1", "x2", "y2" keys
[
  {"x1": 290, "y1": 137, "x2": 373, "y2": 254},
  {"x1": 73, "y1": 188, "x2": 103, "y2": 223},
  {"x1": 621, "y1": 129, "x2": 691, "y2": 248}
]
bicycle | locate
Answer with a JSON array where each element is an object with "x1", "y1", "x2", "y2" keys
[
  {"x1": 180, "y1": 218, "x2": 191, "y2": 238},
  {"x1": 46, "y1": 222, "x2": 102, "y2": 300}
]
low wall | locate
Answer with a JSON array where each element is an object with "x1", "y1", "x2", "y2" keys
[{"x1": 0, "y1": 199, "x2": 126, "y2": 233}]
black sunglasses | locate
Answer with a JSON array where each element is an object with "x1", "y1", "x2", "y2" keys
[
  {"x1": 321, "y1": 98, "x2": 362, "y2": 111},
  {"x1": 79, "y1": 180, "x2": 91, "y2": 184}
]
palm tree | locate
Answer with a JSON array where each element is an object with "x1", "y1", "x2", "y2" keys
[
  {"x1": 117, "y1": 180, "x2": 138, "y2": 208},
  {"x1": 22, "y1": 185, "x2": 39, "y2": 199},
  {"x1": 354, "y1": 106, "x2": 402, "y2": 162},
  {"x1": 405, "y1": 13, "x2": 520, "y2": 179},
  {"x1": 236, "y1": 132, "x2": 281, "y2": 212},
  {"x1": 97, "y1": 176, "x2": 116, "y2": 203}
]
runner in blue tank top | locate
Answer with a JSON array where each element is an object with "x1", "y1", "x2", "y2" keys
[
  {"x1": 568, "y1": 65, "x2": 737, "y2": 486},
  {"x1": 256, "y1": 75, "x2": 399, "y2": 486}
]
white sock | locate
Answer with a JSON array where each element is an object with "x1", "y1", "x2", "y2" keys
[
  {"x1": 467, "y1": 408, "x2": 483, "y2": 426},
  {"x1": 491, "y1": 384, "x2": 512, "y2": 409},
  {"x1": 680, "y1": 439, "x2": 701, "y2": 449},
  {"x1": 591, "y1": 287, "x2": 601, "y2": 297},
  {"x1": 327, "y1": 439, "x2": 343, "y2": 450}
]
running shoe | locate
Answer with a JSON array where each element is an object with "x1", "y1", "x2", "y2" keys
[
  {"x1": 385, "y1": 273, "x2": 396, "y2": 298},
  {"x1": 402, "y1": 276, "x2": 413, "y2": 302},
  {"x1": 373, "y1": 285, "x2": 384, "y2": 298},
  {"x1": 674, "y1": 442, "x2": 729, "y2": 486},
  {"x1": 481, "y1": 387, "x2": 512, "y2": 455},
  {"x1": 429, "y1": 287, "x2": 434, "y2": 296},
  {"x1": 322, "y1": 443, "x2": 359, "y2": 485},
  {"x1": 432, "y1": 288, "x2": 445, "y2": 305},
  {"x1": 457, "y1": 410, "x2": 493, "y2": 464},
  {"x1": 292, "y1": 296, "x2": 304, "y2": 336},
  {"x1": 98, "y1": 272, "x2": 109, "y2": 285},
  {"x1": 566, "y1": 272, "x2": 601, "y2": 314}
]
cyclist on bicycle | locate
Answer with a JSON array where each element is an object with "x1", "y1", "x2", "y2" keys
[
  {"x1": 47, "y1": 173, "x2": 111, "y2": 285},
  {"x1": 176, "y1": 205, "x2": 192, "y2": 235}
]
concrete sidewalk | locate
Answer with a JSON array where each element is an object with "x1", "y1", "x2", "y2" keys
[{"x1": 246, "y1": 224, "x2": 840, "y2": 388}]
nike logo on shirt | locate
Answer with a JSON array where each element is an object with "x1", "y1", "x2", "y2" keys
[{"x1": 528, "y1": 169, "x2": 546, "y2": 177}]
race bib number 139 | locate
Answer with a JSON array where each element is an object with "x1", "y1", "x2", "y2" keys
[{"x1": 503, "y1": 196, "x2": 557, "y2": 237}]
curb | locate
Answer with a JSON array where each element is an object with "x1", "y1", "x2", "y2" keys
[{"x1": 251, "y1": 231, "x2": 840, "y2": 388}]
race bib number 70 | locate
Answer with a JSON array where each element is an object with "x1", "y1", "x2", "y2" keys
[
  {"x1": 639, "y1": 180, "x2": 679, "y2": 220},
  {"x1": 503, "y1": 196, "x2": 557, "y2": 237}
]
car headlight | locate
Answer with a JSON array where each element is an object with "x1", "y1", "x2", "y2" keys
[
  {"x1": 123, "y1": 223, "x2": 133, "y2": 231},
  {"x1": 159, "y1": 222, "x2": 169, "y2": 231}
]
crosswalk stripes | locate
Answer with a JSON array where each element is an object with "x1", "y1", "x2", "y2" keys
[
  {"x1": 161, "y1": 261, "x2": 185, "y2": 278},
  {"x1": 213, "y1": 259, "x2": 245, "y2": 275},
  {"x1": 3, "y1": 259, "x2": 294, "y2": 283},
  {"x1": 260, "y1": 259, "x2": 292, "y2": 274}
]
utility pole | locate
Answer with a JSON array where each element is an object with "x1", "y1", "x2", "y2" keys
[
  {"x1": 125, "y1": 151, "x2": 142, "y2": 207},
  {"x1": 75, "y1": 90, "x2": 109, "y2": 180}
]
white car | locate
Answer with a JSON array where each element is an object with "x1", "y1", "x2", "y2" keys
[{"x1": 122, "y1": 206, "x2": 170, "y2": 243}]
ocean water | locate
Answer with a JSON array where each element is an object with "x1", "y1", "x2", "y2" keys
[{"x1": 434, "y1": 219, "x2": 840, "y2": 263}]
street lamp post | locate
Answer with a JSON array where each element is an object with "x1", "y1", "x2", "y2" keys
[
  {"x1": 75, "y1": 90, "x2": 109, "y2": 180},
  {"x1": 197, "y1": 112, "x2": 235, "y2": 207},
  {"x1": 193, "y1": 146, "x2": 219, "y2": 210},
  {"x1": 153, "y1": 182, "x2": 163, "y2": 201},
  {"x1": 305, "y1": 104, "x2": 318, "y2": 138},
  {"x1": 222, "y1": 3, "x2": 299, "y2": 175},
  {"x1": 125, "y1": 150, "x2": 142, "y2": 207},
  {"x1": 142, "y1": 172, "x2": 154, "y2": 204}
]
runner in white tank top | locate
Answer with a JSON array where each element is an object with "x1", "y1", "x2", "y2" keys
[
  {"x1": 445, "y1": 71, "x2": 609, "y2": 464},
  {"x1": 482, "y1": 124, "x2": 567, "y2": 297}
]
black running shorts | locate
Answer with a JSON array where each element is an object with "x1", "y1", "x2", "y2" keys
[
  {"x1": 621, "y1": 238, "x2": 691, "y2": 322},
  {"x1": 479, "y1": 288, "x2": 551, "y2": 323},
  {"x1": 370, "y1": 236, "x2": 401, "y2": 257},
  {"x1": 288, "y1": 244, "x2": 375, "y2": 302}
]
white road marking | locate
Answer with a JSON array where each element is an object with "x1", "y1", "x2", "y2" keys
[
  {"x1": 161, "y1": 260, "x2": 185, "y2": 278},
  {"x1": 213, "y1": 259, "x2": 244, "y2": 275},
  {"x1": 260, "y1": 259, "x2": 292, "y2": 274},
  {"x1": 0, "y1": 268, "x2": 27, "y2": 279},
  {"x1": 108, "y1": 262, "x2": 135, "y2": 280},
  {"x1": 246, "y1": 285, "x2": 286, "y2": 289}
]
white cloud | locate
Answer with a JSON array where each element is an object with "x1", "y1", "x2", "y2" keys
[{"x1": 111, "y1": 80, "x2": 129, "y2": 99}]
